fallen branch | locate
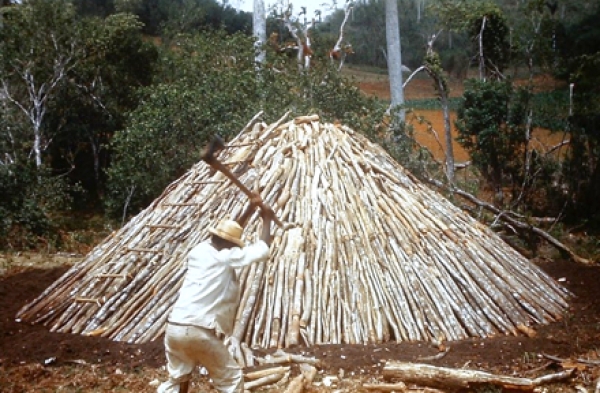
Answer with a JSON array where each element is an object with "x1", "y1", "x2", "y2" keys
[
  {"x1": 417, "y1": 347, "x2": 450, "y2": 361},
  {"x1": 255, "y1": 350, "x2": 321, "y2": 366},
  {"x1": 383, "y1": 361, "x2": 575, "y2": 390},
  {"x1": 542, "y1": 353, "x2": 600, "y2": 366},
  {"x1": 426, "y1": 178, "x2": 593, "y2": 265}
]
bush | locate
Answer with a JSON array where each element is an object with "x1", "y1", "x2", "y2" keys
[
  {"x1": 105, "y1": 31, "x2": 389, "y2": 219},
  {"x1": 0, "y1": 163, "x2": 72, "y2": 250}
]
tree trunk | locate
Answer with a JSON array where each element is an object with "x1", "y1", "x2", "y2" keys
[
  {"x1": 385, "y1": 0, "x2": 405, "y2": 124},
  {"x1": 440, "y1": 86, "x2": 455, "y2": 184},
  {"x1": 478, "y1": 16, "x2": 487, "y2": 81},
  {"x1": 33, "y1": 123, "x2": 42, "y2": 168},
  {"x1": 253, "y1": 0, "x2": 267, "y2": 65}
]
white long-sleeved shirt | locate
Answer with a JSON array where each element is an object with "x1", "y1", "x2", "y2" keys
[{"x1": 168, "y1": 240, "x2": 270, "y2": 336}]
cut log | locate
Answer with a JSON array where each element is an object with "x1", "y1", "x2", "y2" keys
[
  {"x1": 244, "y1": 370, "x2": 287, "y2": 389},
  {"x1": 256, "y1": 350, "x2": 321, "y2": 366},
  {"x1": 245, "y1": 366, "x2": 290, "y2": 380},
  {"x1": 363, "y1": 382, "x2": 407, "y2": 391},
  {"x1": 282, "y1": 374, "x2": 305, "y2": 393},
  {"x1": 383, "y1": 361, "x2": 575, "y2": 390}
]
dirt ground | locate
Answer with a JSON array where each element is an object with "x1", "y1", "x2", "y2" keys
[{"x1": 1, "y1": 253, "x2": 600, "y2": 392}]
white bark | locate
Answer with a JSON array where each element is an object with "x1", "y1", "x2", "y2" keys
[
  {"x1": 385, "y1": 0, "x2": 405, "y2": 123},
  {"x1": 440, "y1": 84, "x2": 454, "y2": 184},
  {"x1": 1, "y1": 37, "x2": 75, "y2": 168},
  {"x1": 253, "y1": 0, "x2": 267, "y2": 64},
  {"x1": 330, "y1": 2, "x2": 353, "y2": 71},
  {"x1": 478, "y1": 16, "x2": 487, "y2": 81}
]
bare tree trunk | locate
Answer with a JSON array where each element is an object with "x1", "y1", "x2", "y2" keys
[
  {"x1": 386, "y1": 0, "x2": 405, "y2": 124},
  {"x1": 330, "y1": 2, "x2": 353, "y2": 71},
  {"x1": 440, "y1": 86, "x2": 454, "y2": 184},
  {"x1": 478, "y1": 16, "x2": 487, "y2": 81},
  {"x1": 1, "y1": 37, "x2": 75, "y2": 169},
  {"x1": 253, "y1": 0, "x2": 267, "y2": 65}
]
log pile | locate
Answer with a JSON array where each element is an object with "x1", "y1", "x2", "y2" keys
[{"x1": 16, "y1": 113, "x2": 571, "y2": 347}]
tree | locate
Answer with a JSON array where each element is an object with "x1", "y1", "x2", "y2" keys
[
  {"x1": 46, "y1": 13, "x2": 158, "y2": 201},
  {"x1": 105, "y1": 31, "x2": 261, "y2": 217},
  {"x1": 431, "y1": 0, "x2": 509, "y2": 81},
  {"x1": 386, "y1": 0, "x2": 406, "y2": 125},
  {"x1": 554, "y1": 3, "x2": 600, "y2": 225},
  {"x1": 328, "y1": 1, "x2": 354, "y2": 71},
  {"x1": 455, "y1": 79, "x2": 530, "y2": 205},
  {"x1": 0, "y1": 0, "x2": 81, "y2": 169},
  {"x1": 254, "y1": 0, "x2": 267, "y2": 64},
  {"x1": 425, "y1": 40, "x2": 455, "y2": 184}
]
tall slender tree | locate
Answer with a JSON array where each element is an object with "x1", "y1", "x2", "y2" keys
[
  {"x1": 253, "y1": 0, "x2": 267, "y2": 64},
  {"x1": 386, "y1": 0, "x2": 405, "y2": 125}
]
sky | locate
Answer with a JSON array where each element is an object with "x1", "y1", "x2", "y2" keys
[{"x1": 225, "y1": 0, "x2": 341, "y2": 19}]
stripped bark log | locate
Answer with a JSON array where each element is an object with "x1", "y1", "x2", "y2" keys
[
  {"x1": 245, "y1": 366, "x2": 290, "y2": 380},
  {"x1": 382, "y1": 362, "x2": 575, "y2": 390},
  {"x1": 244, "y1": 371, "x2": 287, "y2": 390},
  {"x1": 363, "y1": 382, "x2": 407, "y2": 391},
  {"x1": 256, "y1": 350, "x2": 321, "y2": 366},
  {"x1": 282, "y1": 374, "x2": 305, "y2": 393}
]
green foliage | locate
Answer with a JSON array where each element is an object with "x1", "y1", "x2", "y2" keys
[
  {"x1": 432, "y1": 0, "x2": 510, "y2": 77},
  {"x1": 45, "y1": 13, "x2": 158, "y2": 204},
  {"x1": 405, "y1": 97, "x2": 462, "y2": 111},
  {"x1": 72, "y1": 0, "x2": 252, "y2": 36},
  {"x1": 455, "y1": 79, "x2": 529, "y2": 198},
  {"x1": 105, "y1": 30, "x2": 388, "y2": 218},
  {"x1": 0, "y1": 163, "x2": 72, "y2": 250},
  {"x1": 0, "y1": 0, "x2": 84, "y2": 175},
  {"x1": 0, "y1": 0, "x2": 79, "y2": 80},
  {"x1": 548, "y1": 3, "x2": 600, "y2": 227},
  {"x1": 561, "y1": 53, "x2": 600, "y2": 226},
  {"x1": 439, "y1": 47, "x2": 470, "y2": 80},
  {"x1": 105, "y1": 32, "x2": 258, "y2": 217},
  {"x1": 468, "y1": 4, "x2": 510, "y2": 76}
]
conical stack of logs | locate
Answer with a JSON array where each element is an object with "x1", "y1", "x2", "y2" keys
[{"x1": 17, "y1": 113, "x2": 570, "y2": 347}]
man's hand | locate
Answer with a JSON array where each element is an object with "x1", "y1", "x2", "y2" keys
[
  {"x1": 260, "y1": 208, "x2": 274, "y2": 246},
  {"x1": 249, "y1": 193, "x2": 263, "y2": 208}
]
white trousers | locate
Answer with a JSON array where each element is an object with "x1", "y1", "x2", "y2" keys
[{"x1": 158, "y1": 323, "x2": 243, "y2": 393}]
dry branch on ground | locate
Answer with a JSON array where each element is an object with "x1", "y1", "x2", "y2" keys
[{"x1": 381, "y1": 361, "x2": 575, "y2": 391}]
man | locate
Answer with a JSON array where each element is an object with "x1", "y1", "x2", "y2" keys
[{"x1": 158, "y1": 204, "x2": 273, "y2": 393}]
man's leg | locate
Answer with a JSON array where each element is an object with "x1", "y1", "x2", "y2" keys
[
  {"x1": 158, "y1": 324, "x2": 196, "y2": 393},
  {"x1": 189, "y1": 328, "x2": 244, "y2": 393}
]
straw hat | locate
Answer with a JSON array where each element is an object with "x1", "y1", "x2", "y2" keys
[{"x1": 208, "y1": 219, "x2": 245, "y2": 247}]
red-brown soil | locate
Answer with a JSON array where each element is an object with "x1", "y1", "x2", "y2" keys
[{"x1": 2, "y1": 255, "x2": 600, "y2": 392}]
